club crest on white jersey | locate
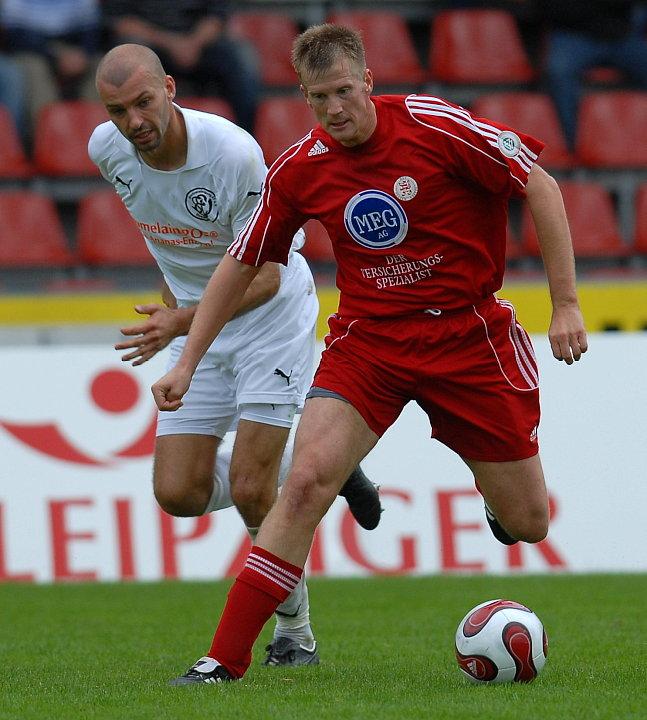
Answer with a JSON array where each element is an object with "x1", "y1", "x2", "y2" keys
[
  {"x1": 344, "y1": 189, "x2": 408, "y2": 249},
  {"x1": 185, "y1": 187, "x2": 219, "y2": 222}
]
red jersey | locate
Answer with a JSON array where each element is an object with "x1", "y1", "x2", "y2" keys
[{"x1": 230, "y1": 94, "x2": 544, "y2": 318}]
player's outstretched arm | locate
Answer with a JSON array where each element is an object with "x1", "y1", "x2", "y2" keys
[
  {"x1": 525, "y1": 164, "x2": 588, "y2": 365},
  {"x1": 116, "y1": 295, "x2": 195, "y2": 366},
  {"x1": 117, "y1": 262, "x2": 278, "y2": 367},
  {"x1": 152, "y1": 253, "x2": 260, "y2": 410}
]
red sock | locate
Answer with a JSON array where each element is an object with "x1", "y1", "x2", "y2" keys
[{"x1": 207, "y1": 546, "x2": 303, "y2": 678}]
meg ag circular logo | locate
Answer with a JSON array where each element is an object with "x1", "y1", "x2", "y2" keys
[{"x1": 344, "y1": 190, "x2": 408, "y2": 249}]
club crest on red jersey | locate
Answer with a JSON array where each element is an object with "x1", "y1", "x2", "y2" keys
[
  {"x1": 497, "y1": 131, "x2": 522, "y2": 158},
  {"x1": 344, "y1": 190, "x2": 408, "y2": 249}
]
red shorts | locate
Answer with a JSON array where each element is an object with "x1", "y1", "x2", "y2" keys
[{"x1": 312, "y1": 297, "x2": 540, "y2": 462}]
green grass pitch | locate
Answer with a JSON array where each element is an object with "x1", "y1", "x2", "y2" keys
[{"x1": 1, "y1": 574, "x2": 645, "y2": 720}]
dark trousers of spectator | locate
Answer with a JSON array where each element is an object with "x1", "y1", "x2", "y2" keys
[
  {"x1": 156, "y1": 35, "x2": 260, "y2": 134},
  {"x1": 545, "y1": 30, "x2": 647, "y2": 148}
]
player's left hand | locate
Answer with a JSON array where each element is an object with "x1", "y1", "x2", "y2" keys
[{"x1": 548, "y1": 304, "x2": 588, "y2": 365}]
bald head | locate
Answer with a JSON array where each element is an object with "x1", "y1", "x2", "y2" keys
[{"x1": 96, "y1": 44, "x2": 166, "y2": 89}]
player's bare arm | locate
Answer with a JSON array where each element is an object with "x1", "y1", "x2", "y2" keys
[
  {"x1": 151, "y1": 253, "x2": 259, "y2": 411},
  {"x1": 231, "y1": 262, "x2": 281, "y2": 317},
  {"x1": 118, "y1": 264, "x2": 279, "y2": 366},
  {"x1": 525, "y1": 164, "x2": 588, "y2": 364}
]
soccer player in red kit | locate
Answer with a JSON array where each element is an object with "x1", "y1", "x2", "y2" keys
[{"x1": 152, "y1": 24, "x2": 588, "y2": 683}]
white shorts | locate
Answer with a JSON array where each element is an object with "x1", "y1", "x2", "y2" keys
[{"x1": 156, "y1": 252, "x2": 318, "y2": 438}]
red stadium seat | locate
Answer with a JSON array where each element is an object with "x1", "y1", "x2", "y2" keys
[
  {"x1": 254, "y1": 96, "x2": 314, "y2": 165},
  {"x1": 521, "y1": 181, "x2": 627, "y2": 259},
  {"x1": 177, "y1": 96, "x2": 235, "y2": 121},
  {"x1": 0, "y1": 192, "x2": 74, "y2": 266},
  {"x1": 228, "y1": 13, "x2": 299, "y2": 86},
  {"x1": 575, "y1": 91, "x2": 647, "y2": 167},
  {"x1": 430, "y1": 10, "x2": 535, "y2": 84},
  {"x1": 633, "y1": 184, "x2": 647, "y2": 254},
  {"x1": 0, "y1": 106, "x2": 32, "y2": 178},
  {"x1": 326, "y1": 11, "x2": 425, "y2": 85},
  {"x1": 584, "y1": 67, "x2": 625, "y2": 86},
  {"x1": 302, "y1": 220, "x2": 336, "y2": 264},
  {"x1": 77, "y1": 190, "x2": 155, "y2": 266},
  {"x1": 471, "y1": 93, "x2": 572, "y2": 169},
  {"x1": 33, "y1": 100, "x2": 108, "y2": 176}
]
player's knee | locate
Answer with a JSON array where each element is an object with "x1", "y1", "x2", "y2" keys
[
  {"x1": 153, "y1": 478, "x2": 209, "y2": 517},
  {"x1": 508, "y1": 506, "x2": 549, "y2": 544},
  {"x1": 281, "y1": 465, "x2": 334, "y2": 525},
  {"x1": 230, "y1": 473, "x2": 275, "y2": 524}
]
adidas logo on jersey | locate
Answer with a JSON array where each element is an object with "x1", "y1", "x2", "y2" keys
[{"x1": 307, "y1": 140, "x2": 329, "y2": 156}]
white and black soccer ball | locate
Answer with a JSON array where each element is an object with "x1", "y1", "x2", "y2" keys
[{"x1": 455, "y1": 599, "x2": 548, "y2": 683}]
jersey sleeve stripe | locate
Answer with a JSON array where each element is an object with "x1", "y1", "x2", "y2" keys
[
  {"x1": 409, "y1": 105, "x2": 533, "y2": 174},
  {"x1": 407, "y1": 110, "x2": 523, "y2": 185},
  {"x1": 229, "y1": 132, "x2": 313, "y2": 263},
  {"x1": 230, "y1": 188, "x2": 265, "y2": 258},
  {"x1": 406, "y1": 96, "x2": 537, "y2": 179},
  {"x1": 407, "y1": 96, "x2": 538, "y2": 160}
]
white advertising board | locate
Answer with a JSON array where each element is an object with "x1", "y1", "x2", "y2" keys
[{"x1": 0, "y1": 334, "x2": 645, "y2": 582}]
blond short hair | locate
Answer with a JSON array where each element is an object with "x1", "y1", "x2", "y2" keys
[{"x1": 292, "y1": 24, "x2": 366, "y2": 83}]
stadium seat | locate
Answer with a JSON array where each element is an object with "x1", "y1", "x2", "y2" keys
[
  {"x1": 228, "y1": 12, "x2": 299, "y2": 86},
  {"x1": 76, "y1": 190, "x2": 154, "y2": 266},
  {"x1": 471, "y1": 93, "x2": 572, "y2": 169},
  {"x1": 0, "y1": 191, "x2": 74, "y2": 266},
  {"x1": 302, "y1": 220, "x2": 336, "y2": 264},
  {"x1": 326, "y1": 11, "x2": 425, "y2": 85},
  {"x1": 0, "y1": 106, "x2": 32, "y2": 179},
  {"x1": 575, "y1": 91, "x2": 647, "y2": 167},
  {"x1": 429, "y1": 10, "x2": 535, "y2": 84},
  {"x1": 33, "y1": 100, "x2": 107, "y2": 176},
  {"x1": 521, "y1": 181, "x2": 628, "y2": 259},
  {"x1": 254, "y1": 96, "x2": 314, "y2": 165},
  {"x1": 177, "y1": 96, "x2": 235, "y2": 121},
  {"x1": 506, "y1": 224, "x2": 523, "y2": 262},
  {"x1": 633, "y1": 184, "x2": 647, "y2": 254},
  {"x1": 584, "y1": 66, "x2": 625, "y2": 86}
]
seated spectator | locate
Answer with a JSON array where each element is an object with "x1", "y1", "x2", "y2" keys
[
  {"x1": 103, "y1": 0, "x2": 260, "y2": 133},
  {"x1": 0, "y1": 46, "x2": 25, "y2": 137},
  {"x1": 0, "y1": 0, "x2": 101, "y2": 139},
  {"x1": 541, "y1": 0, "x2": 647, "y2": 148}
]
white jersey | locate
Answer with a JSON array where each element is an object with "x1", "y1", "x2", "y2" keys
[{"x1": 88, "y1": 105, "x2": 303, "y2": 305}]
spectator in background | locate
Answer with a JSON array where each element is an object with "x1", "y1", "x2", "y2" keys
[
  {"x1": 541, "y1": 0, "x2": 647, "y2": 148},
  {"x1": 0, "y1": 0, "x2": 101, "y2": 139},
  {"x1": 103, "y1": 1, "x2": 260, "y2": 134},
  {"x1": 0, "y1": 46, "x2": 25, "y2": 136}
]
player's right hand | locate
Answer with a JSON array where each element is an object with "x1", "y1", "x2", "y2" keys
[{"x1": 151, "y1": 367, "x2": 192, "y2": 411}]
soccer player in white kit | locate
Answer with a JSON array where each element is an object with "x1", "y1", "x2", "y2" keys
[{"x1": 89, "y1": 43, "x2": 381, "y2": 667}]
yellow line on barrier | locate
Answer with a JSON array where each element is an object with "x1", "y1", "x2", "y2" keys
[{"x1": 0, "y1": 282, "x2": 646, "y2": 335}]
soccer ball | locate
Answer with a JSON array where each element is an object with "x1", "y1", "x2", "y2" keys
[{"x1": 455, "y1": 599, "x2": 548, "y2": 683}]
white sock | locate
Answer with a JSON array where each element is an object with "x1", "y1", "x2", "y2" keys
[{"x1": 273, "y1": 575, "x2": 314, "y2": 644}]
